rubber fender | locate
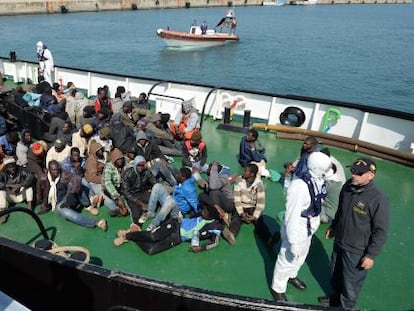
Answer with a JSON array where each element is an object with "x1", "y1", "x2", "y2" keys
[{"x1": 279, "y1": 106, "x2": 306, "y2": 127}]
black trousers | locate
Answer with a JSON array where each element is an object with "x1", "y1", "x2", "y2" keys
[
  {"x1": 229, "y1": 207, "x2": 271, "y2": 242},
  {"x1": 330, "y1": 244, "x2": 368, "y2": 309},
  {"x1": 125, "y1": 191, "x2": 151, "y2": 224}
]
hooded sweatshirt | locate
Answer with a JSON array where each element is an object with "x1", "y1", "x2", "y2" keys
[
  {"x1": 102, "y1": 148, "x2": 124, "y2": 200},
  {"x1": 85, "y1": 141, "x2": 105, "y2": 184}
]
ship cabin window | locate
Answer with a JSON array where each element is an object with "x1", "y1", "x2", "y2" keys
[{"x1": 190, "y1": 26, "x2": 202, "y2": 34}]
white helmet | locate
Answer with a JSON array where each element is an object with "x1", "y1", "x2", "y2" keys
[
  {"x1": 307, "y1": 151, "x2": 332, "y2": 178},
  {"x1": 226, "y1": 10, "x2": 233, "y2": 17}
]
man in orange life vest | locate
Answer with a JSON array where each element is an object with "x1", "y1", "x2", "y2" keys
[
  {"x1": 169, "y1": 98, "x2": 200, "y2": 141},
  {"x1": 182, "y1": 131, "x2": 208, "y2": 188}
]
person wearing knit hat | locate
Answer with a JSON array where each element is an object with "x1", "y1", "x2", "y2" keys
[
  {"x1": 89, "y1": 126, "x2": 113, "y2": 158},
  {"x1": 100, "y1": 127, "x2": 111, "y2": 140},
  {"x1": 71, "y1": 123, "x2": 93, "y2": 158},
  {"x1": 45, "y1": 138, "x2": 71, "y2": 168},
  {"x1": 82, "y1": 123, "x2": 94, "y2": 136},
  {"x1": 27, "y1": 141, "x2": 50, "y2": 214},
  {"x1": 169, "y1": 97, "x2": 200, "y2": 141},
  {"x1": 31, "y1": 142, "x2": 44, "y2": 157}
]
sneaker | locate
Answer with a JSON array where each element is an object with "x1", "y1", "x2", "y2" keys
[
  {"x1": 138, "y1": 212, "x2": 155, "y2": 224},
  {"x1": 145, "y1": 224, "x2": 155, "y2": 232},
  {"x1": 85, "y1": 206, "x2": 99, "y2": 216},
  {"x1": 96, "y1": 219, "x2": 108, "y2": 232},
  {"x1": 222, "y1": 226, "x2": 236, "y2": 245}
]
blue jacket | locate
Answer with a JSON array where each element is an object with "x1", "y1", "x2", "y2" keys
[
  {"x1": 173, "y1": 176, "x2": 199, "y2": 214},
  {"x1": 238, "y1": 136, "x2": 267, "y2": 167}
]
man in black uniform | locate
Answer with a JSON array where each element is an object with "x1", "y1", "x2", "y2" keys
[{"x1": 319, "y1": 157, "x2": 389, "y2": 309}]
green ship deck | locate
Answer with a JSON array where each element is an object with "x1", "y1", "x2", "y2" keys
[{"x1": 1, "y1": 118, "x2": 413, "y2": 311}]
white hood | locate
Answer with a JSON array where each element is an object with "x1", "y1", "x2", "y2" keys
[{"x1": 307, "y1": 151, "x2": 331, "y2": 180}]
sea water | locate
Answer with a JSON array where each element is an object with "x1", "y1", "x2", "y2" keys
[{"x1": 0, "y1": 5, "x2": 413, "y2": 112}]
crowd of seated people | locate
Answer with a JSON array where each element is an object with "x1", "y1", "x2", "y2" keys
[{"x1": 0, "y1": 82, "x2": 282, "y2": 255}]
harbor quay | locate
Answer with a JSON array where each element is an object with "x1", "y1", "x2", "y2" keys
[{"x1": 0, "y1": 0, "x2": 411, "y2": 16}]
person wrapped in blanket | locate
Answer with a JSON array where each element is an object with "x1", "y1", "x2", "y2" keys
[{"x1": 113, "y1": 192, "x2": 224, "y2": 255}]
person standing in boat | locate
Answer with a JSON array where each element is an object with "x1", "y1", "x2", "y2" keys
[
  {"x1": 318, "y1": 158, "x2": 389, "y2": 309},
  {"x1": 271, "y1": 151, "x2": 332, "y2": 302},
  {"x1": 215, "y1": 10, "x2": 237, "y2": 34},
  {"x1": 200, "y1": 21, "x2": 208, "y2": 35},
  {"x1": 36, "y1": 41, "x2": 54, "y2": 85}
]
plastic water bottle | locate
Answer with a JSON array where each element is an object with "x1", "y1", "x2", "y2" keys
[{"x1": 191, "y1": 230, "x2": 200, "y2": 247}]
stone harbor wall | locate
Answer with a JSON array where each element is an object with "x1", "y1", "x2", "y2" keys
[{"x1": 0, "y1": 0, "x2": 410, "y2": 16}]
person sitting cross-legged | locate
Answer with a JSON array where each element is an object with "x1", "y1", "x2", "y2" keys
[
  {"x1": 227, "y1": 163, "x2": 274, "y2": 246},
  {"x1": 138, "y1": 167, "x2": 199, "y2": 231}
]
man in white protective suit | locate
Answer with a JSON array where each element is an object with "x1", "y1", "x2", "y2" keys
[
  {"x1": 270, "y1": 151, "x2": 332, "y2": 302},
  {"x1": 36, "y1": 41, "x2": 54, "y2": 85}
]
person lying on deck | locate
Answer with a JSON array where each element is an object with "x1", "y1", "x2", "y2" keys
[{"x1": 113, "y1": 193, "x2": 224, "y2": 255}]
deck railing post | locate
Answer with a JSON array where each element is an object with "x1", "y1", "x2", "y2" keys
[
  {"x1": 224, "y1": 107, "x2": 231, "y2": 124},
  {"x1": 243, "y1": 110, "x2": 251, "y2": 127}
]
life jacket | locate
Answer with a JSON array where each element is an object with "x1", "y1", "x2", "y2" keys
[
  {"x1": 169, "y1": 113, "x2": 198, "y2": 140},
  {"x1": 185, "y1": 140, "x2": 206, "y2": 162},
  {"x1": 300, "y1": 175, "x2": 327, "y2": 236},
  {"x1": 37, "y1": 50, "x2": 48, "y2": 62}
]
